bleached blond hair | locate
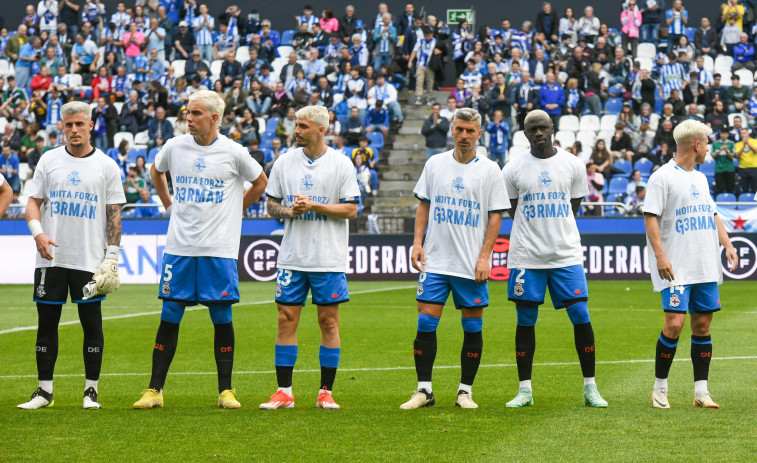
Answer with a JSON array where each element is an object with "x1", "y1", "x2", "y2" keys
[
  {"x1": 296, "y1": 105, "x2": 329, "y2": 129},
  {"x1": 673, "y1": 119, "x2": 712, "y2": 147},
  {"x1": 60, "y1": 101, "x2": 92, "y2": 120},
  {"x1": 188, "y1": 90, "x2": 226, "y2": 128}
]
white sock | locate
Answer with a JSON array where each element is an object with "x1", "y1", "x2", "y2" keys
[
  {"x1": 654, "y1": 378, "x2": 668, "y2": 390},
  {"x1": 85, "y1": 379, "x2": 98, "y2": 393},
  {"x1": 458, "y1": 383, "x2": 472, "y2": 394},
  {"x1": 418, "y1": 381, "x2": 432, "y2": 393},
  {"x1": 317, "y1": 389, "x2": 331, "y2": 396},
  {"x1": 277, "y1": 386, "x2": 293, "y2": 396},
  {"x1": 584, "y1": 377, "x2": 596, "y2": 386},
  {"x1": 519, "y1": 380, "x2": 532, "y2": 390},
  {"x1": 694, "y1": 380, "x2": 708, "y2": 395},
  {"x1": 39, "y1": 380, "x2": 53, "y2": 394}
]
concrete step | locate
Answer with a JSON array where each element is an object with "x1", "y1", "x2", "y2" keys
[
  {"x1": 387, "y1": 152, "x2": 427, "y2": 166},
  {"x1": 372, "y1": 205, "x2": 417, "y2": 215},
  {"x1": 379, "y1": 164, "x2": 424, "y2": 177}
]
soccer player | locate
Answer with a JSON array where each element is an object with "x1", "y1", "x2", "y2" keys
[
  {"x1": 259, "y1": 106, "x2": 360, "y2": 410},
  {"x1": 643, "y1": 120, "x2": 738, "y2": 409},
  {"x1": 0, "y1": 174, "x2": 12, "y2": 217},
  {"x1": 133, "y1": 90, "x2": 267, "y2": 409},
  {"x1": 18, "y1": 101, "x2": 125, "y2": 410},
  {"x1": 400, "y1": 108, "x2": 509, "y2": 410},
  {"x1": 503, "y1": 110, "x2": 608, "y2": 408}
]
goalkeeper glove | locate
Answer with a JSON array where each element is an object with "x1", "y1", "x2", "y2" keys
[{"x1": 83, "y1": 245, "x2": 121, "y2": 300}]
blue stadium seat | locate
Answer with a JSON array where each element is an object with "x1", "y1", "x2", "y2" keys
[
  {"x1": 685, "y1": 27, "x2": 696, "y2": 42},
  {"x1": 633, "y1": 159, "x2": 653, "y2": 178},
  {"x1": 337, "y1": 115, "x2": 348, "y2": 127},
  {"x1": 147, "y1": 147, "x2": 160, "y2": 164},
  {"x1": 608, "y1": 84, "x2": 624, "y2": 97},
  {"x1": 716, "y1": 193, "x2": 737, "y2": 203},
  {"x1": 366, "y1": 131, "x2": 384, "y2": 151},
  {"x1": 698, "y1": 160, "x2": 715, "y2": 176},
  {"x1": 604, "y1": 193, "x2": 623, "y2": 216},
  {"x1": 604, "y1": 98, "x2": 623, "y2": 115},
  {"x1": 613, "y1": 159, "x2": 632, "y2": 178},
  {"x1": 107, "y1": 147, "x2": 120, "y2": 161},
  {"x1": 739, "y1": 193, "x2": 757, "y2": 204},
  {"x1": 654, "y1": 97, "x2": 663, "y2": 114},
  {"x1": 343, "y1": 146, "x2": 358, "y2": 158},
  {"x1": 128, "y1": 148, "x2": 147, "y2": 164},
  {"x1": 280, "y1": 29, "x2": 296, "y2": 46},
  {"x1": 608, "y1": 177, "x2": 629, "y2": 194},
  {"x1": 268, "y1": 30, "x2": 280, "y2": 47},
  {"x1": 335, "y1": 101, "x2": 349, "y2": 117},
  {"x1": 260, "y1": 131, "x2": 277, "y2": 144},
  {"x1": 265, "y1": 117, "x2": 280, "y2": 132}
]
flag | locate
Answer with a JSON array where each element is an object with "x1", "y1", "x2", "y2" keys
[{"x1": 717, "y1": 204, "x2": 757, "y2": 233}]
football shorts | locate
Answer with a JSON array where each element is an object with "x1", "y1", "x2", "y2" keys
[
  {"x1": 33, "y1": 266, "x2": 101, "y2": 304},
  {"x1": 507, "y1": 264, "x2": 588, "y2": 308},
  {"x1": 158, "y1": 254, "x2": 240, "y2": 305},
  {"x1": 661, "y1": 283, "x2": 721, "y2": 313},
  {"x1": 275, "y1": 269, "x2": 349, "y2": 306},
  {"x1": 416, "y1": 272, "x2": 489, "y2": 309}
]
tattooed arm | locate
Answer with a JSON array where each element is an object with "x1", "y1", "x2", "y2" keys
[
  {"x1": 266, "y1": 196, "x2": 295, "y2": 219},
  {"x1": 106, "y1": 204, "x2": 122, "y2": 246}
]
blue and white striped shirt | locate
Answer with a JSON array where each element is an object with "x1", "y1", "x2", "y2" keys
[
  {"x1": 659, "y1": 62, "x2": 686, "y2": 99},
  {"x1": 413, "y1": 37, "x2": 436, "y2": 67},
  {"x1": 111, "y1": 11, "x2": 130, "y2": 29},
  {"x1": 193, "y1": 14, "x2": 214, "y2": 45},
  {"x1": 665, "y1": 8, "x2": 688, "y2": 35}
]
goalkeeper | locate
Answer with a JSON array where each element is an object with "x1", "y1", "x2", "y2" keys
[{"x1": 18, "y1": 101, "x2": 125, "y2": 411}]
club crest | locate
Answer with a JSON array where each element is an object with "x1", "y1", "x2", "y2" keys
[
  {"x1": 670, "y1": 293, "x2": 680, "y2": 308},
  {"x1": 417, "y1": 283, "x2": 424, "y2": 296},
  {"x1": 36, "y1": 284, "x2": 46, "y2": 298},
  {"x1": 538, "y1": 171, "x2": 552, "y2": 188},
  {"x1": 66, "y1": 171, "x2": 82, "y2": 187},
  {"x1": 514, "y1": 283, "x2": 524, "y2": 296},
  {"x1": 275, "y1": 284, "x2": 282, "y2": 297},
  {"x1": 300, "y1": 174, "x2": 314, "y2": 191},
  {"x1": 689, "y1": 184, "x2": 699, "y2": 200},
  {"x1": 192, "y1": 157, "x2": 206, "y2": 173},
  {"x1": 451, "y1": 176, "x2": 465, "y2": 194},
  {"x1": 162, "y1": 281, "x2": 171, "y2": 295}
]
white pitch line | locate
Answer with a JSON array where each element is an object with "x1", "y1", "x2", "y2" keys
[
  {"x1": 1, "y1": 356, "x2": 755, "y2": 380},
  {"x1": 0, "y1": 285, "x2": 416, "y2": 335}
]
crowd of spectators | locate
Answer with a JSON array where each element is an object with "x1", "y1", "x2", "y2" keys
[{"x1": 2, "y1": 0, "x2": 757, "y2": 219}]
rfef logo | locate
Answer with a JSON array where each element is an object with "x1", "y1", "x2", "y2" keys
[
  {"x1": 722, "y1": 237, "x2": 757, "y2": 280},
  {"x1": 243, "y1": 239, "x2": 280, "y2": 281}
]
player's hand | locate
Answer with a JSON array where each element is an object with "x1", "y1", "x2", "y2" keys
[
  {"x1": 291, "y1": 194, "x2": 313, "y2": 215},
  {"x1": 411, "y1": 245, "x2": 425, "y2": 272},
  {"x1": 85, "y1": 245, "x2": 120, "y2": 299},
  {"x1": 656, "y1": 254, "x2": 675, "y2": 281},
  {"x1": 474, "y1": 257, "x2": 490, "y2": 283},
  {"x1": 725, "y1": 246, "x2": 738, "y2": 271},
  {"x1": 35, "y1": 234, "x2": 59, "y2": 260}
]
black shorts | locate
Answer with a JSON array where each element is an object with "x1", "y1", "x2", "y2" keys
[{"x1": 33, "y1": 267, "x2": 101, "y2": 304}]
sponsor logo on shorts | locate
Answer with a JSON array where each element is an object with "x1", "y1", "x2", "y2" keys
[
  {"x1": 35, "y1": 285, "x2": 46, "y2": 298},
  {"x1": 513, "y1": 283, "x2": 524, "y2": 297},
  {"x1": 221, "y1": 291, "x2": 229, "y2": 297},
  {"x1": 670, "y1": 293, "x2": 680, "y2": 308},
  {"x1": 162, "y1": 282, "x2": 171, "y2": 295},
  {"x1": 331, "y1": 293, "x2": 339, "y2": 299},
  {"x1": 417, "y1": 283, "x2": 424, "y2": 296},
  {"x1": 474, "y1": 298, "x2": 482, "y2": 303},
  {"x1": 275, "y1": 284, "x2": 282, "y2": 297},
  {"x1": 574, "y1": 289, "x2": 582, "y2": 295}
]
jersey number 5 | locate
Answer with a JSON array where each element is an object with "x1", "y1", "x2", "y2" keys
[{"x1": 163, "y1": 264, "x2": 173, "y2": 282}]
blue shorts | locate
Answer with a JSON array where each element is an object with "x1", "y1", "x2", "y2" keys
[
  {"x1": 662, "y1": 283, "x2": 721, "y2": 313},
  {"x1": 416, "y1": 272, "x2": 489, "y2": 309},
  {"x1": 507, "y1": 265, "x2": 588, "y2": 309},
  {"x1": 275, "y1": 269, "x2": 349, "y2": 306},
  {"x1": 158, "y1": 254, "x2": 240, "y2": 305}
]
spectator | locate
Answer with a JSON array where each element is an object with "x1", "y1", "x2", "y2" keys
[
  {"x1": 721, "y1": 0, "x2": 745, "y2": 32},
  {"x1": 558, "y1": 7, "x2": 578, "y2": 42},
  {"x1": 585, "y1": 162, "x2": 605, "y2": 216},
  {"x1": 91, "y1": 96, "x2": 118, "y2": 151},
  {"x1": 245, "y1": 80, "x2": 271, "y2": 117},
  {"x1": 732, "y1": 33, "x2": 755, "y2": 72},
  {"x1": 213, "y1": 21, "x2": 237, "y2": 61},
  {"x1": 727, "y1": 75, "x2": 749, "y2": 114},
  {"x1": 563, "y1": 77, "x2": 585, "y2": 116},
  {"x1": 409, "y1": 27, "x2": 437, "y2": 106},
  {"x1": 513, "y1": 71, "x2": 539, "y2": 129},
  {"x1": 147, "y1": 106, "x2": 173, "y2": 151},
  {"x1": 276, "y1": 106, "x2": 297, "y2": 146},
  {"x1": 618, "y1": 102, "x2": 637, "y2": 131},
  {"x1": 351, "y1": 136, "x2": 375, "y2": 169},
  {"x1": 145, "y1": 17, "x2": 167, "y2": 61},
  {"x1": 373, "y1": 13, "x2": 396, "y2": 71},
  {"x1": 664, "y1": 89, "x2": 686, "y2": 117},
  {"x1": 665, "y1": 0, "x2": 688, "y2": 50},
  {"x1": 735, "y1": 128, "x2": 757, "y2": 194},
  {"x1": 341, "y1": 106, "x2": 366, "y2": 146},
  {"x1": 320, "y1": 8, "x2": 339, "y2": 33},
  {"x1": 535, "y1": 2, "x2": 559, "y2": 42},
  {"x1": 0, "y1": 145, "x2": 20, "y2": 192},
  {"x1": 135, "y1": 155, "x2": 153, "y2": 192},
  {"x1": 354, "y1": 153, "x2": 372, "y2": 198},
  {"x1": 30, "y1": 65, "x2": 53, "y2": 94},
  {"x1": 246, "y1": 138, "x2": 265, "y2": 168},
  {"x1": 134, "y1": 188, "x2": 160, "y2": 218},
  {"x1": 236, "y1": 108, "x2": 259, "y2": 145},
  {"x1": 624, "y1": 185, "x2": 646, "y2": 216},
  {"x1": 746, "y1": 88, "x2": 757, "y2": 129},
  {"x1": 577, "y1": 6, "x2": 600, "y2": 43},
  {"x1": 15, "y1": 36, "x2": 42, "y2": 91},
  {"x1": 658, "y1": 52, "x2": 686, "y2": 101},
  {"x1": 730, "y1": 116, "x2": 745, "y2": 143},
  {"x1": 653, "y1": 120, "x2": 676, "y2": 160},
  {"x1": 593, "y1": 36, "x2": 613, "y2": 66},
  {"x1": 123, "y1": 165, "x2": 145, "y2": 203},
  {"x1": 173, "y1": 20, "x2": 196, "y2": 60},
  {"x1": 626, "y1": 170, "x2": 646, "y2": 194},
  {"x1": 487, "y1": 110, "x2": 509, "y2": 167},
  {"x1": 422, "y1": 103, "x2": 449, "y2": 159},
  {"x1": 607, "y1": 47, "x2": 630, "y2": 86},
  {"x1": 705, "y1": 100, "x2": 728, "y2": 133},
  {"x1": 339, "y1": 5, "x2": 358, "y2": 43},
  {"x1": 685, "y1": 103, "x2": 704, "y2": 123},
  {"x1": 611, "y1": 121, "x2": 635, "y2": 162},
  {"x1": 682, "y1": 71, "x2": 705, "y2": 107},
  {"x1": 193, "y1": 3, "x2": 215, "y2": 61},
  {"x1": 591, "y1": 139, "x2": 614, "y2": 180},
  {"x1": 705, "y1": 73, "x2": 728, "y2": 112},
  {"x1": 264, "y1": 137, "x2": 287, "y2": 174},
  {"x1": 365, "y1": 100, "x2": 389, "y2": 139},
  {"x1": 583, "y1": 62, "x2": 604, "y2": 116},
  {"x1": 620, "y1": 0, "x2": 642, "y2": 57},
  {"x1": 119, "y1": 90, "x2": 146, "y2": 135},
  {"x1": 694, "y1": 17, "x2": 718, "y2": 59},
  {"x1": 174, "y1": 106, "x2": 189, "y2": 136},
  {"x1": 368, "y1": 74, "x2": 401, "y2": 123},
  {"x1": 720, "y1": 15, "x2": 741, "y2": 55},
  {"x1": 26, "y1": 136, "x2": 48, "y2": 177},
  {"x1": 324, "y1": 109, "x2": 342, "y2": 147},
  {"x1": 712, "y1": 128, "x2": 736, "y2": 195}
]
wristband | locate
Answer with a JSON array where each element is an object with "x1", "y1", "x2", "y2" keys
[
  {"x1": 28, "y1": 219, "x2": 44, "y2": 239},
  {"x1": 105, "y1": 245, "x2": 121, "y2": 260}
]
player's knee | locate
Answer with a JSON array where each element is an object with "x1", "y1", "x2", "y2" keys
[
  {"x1": 690, "y1": 316, "x2": 712, "y2": 337},
  {"x1": 317, "y1": 312, "x2": 339, "y2": 332},
  {"x1": 161, "y1": 301, "x2": 186, "y2": 324},
  {"x1": 277, "y1": 306, "x2": 299, "y2": 327},
  {"x1": 664, "y1": 316, "x2": 686, "y2": 337},
  {"x1": 208, "y1": 304, "x2": 232, "y2": 325},
  {"x1": 566, "y1": 301, "x2": 591, "y2": 325},
  {"x1": 516, "y1": 306, "x2": 539, "y2": 327}
]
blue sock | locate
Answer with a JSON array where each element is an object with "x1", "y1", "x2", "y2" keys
[
  {"x1": 417, "y1": 313, "x2": 440, "y2": 332},
  {"x1": 274, "y1": 344, "x2": 297, "y2": 389},
  {"x1": 319, "y1": 346, "x2": 341, "y2": 391},
  {"x1": 566, "y1": 301, "x2": 590, "y2": 325},
  {"x1": 516, "y1": 306, "x2": 538, "y2": 327}
]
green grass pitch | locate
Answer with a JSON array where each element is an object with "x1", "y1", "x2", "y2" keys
[{"x1": 1, "y1": 280, "x2": 756, "y2": 462}]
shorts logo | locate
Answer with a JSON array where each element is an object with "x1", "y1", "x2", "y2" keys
[
  {"x1": 66, "y1": 171, "x2": 82, "y2": 187},
  {"x1": 538, "y1": 171, "x2": 552, "y2": 188},
  {"x1": 451, "y1": 176, "x2": 465, "y2": 194},
  {"x1": 514, "y1": 283, "x2": 524, "y2": 297},
  {"x1": 221, "y1": 291, "x2": 229, "y2": 297},
  {"x1": 275, "y1": 284, "x2": 282, "y2": 297},
  {"x1": 574, "y1": 289, "x2": 582, "y2": 295},
  {"x1": 670, "y1": 293, "x2": 680, "y2": 308},
  {"x1": 162, "y1": 282, "x2": 171, "y2": 295},
  {"x1": 474, "y1": 298, "x2": 482, "y2": 303},
  {"x1": 35, "y1": 285, "x2": 46, "y2": 298},
  {"x1": 417, "y1": 283, "x2": 424, "y2": 296},
  {"x1": 331, "y1": 293, "x2": 339, "y2": 299},
  {"x1": 192, "y1": 157, "x2": 206, "y2": 173},
  {"x1": 300, "y1": 174, "x2": 314, "y2": 191}
]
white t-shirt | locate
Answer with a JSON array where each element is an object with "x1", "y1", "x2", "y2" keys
[
  {"x1": 414, "y1": 150, "x2": 510, "y2": 280},
  {"x1": 503, "y1": 148, "x2": 589, "y2": 269},
  {"x1": 155, "y1": 134, "x2": 263, "y2": 259},
  {"x1": 266, "y1": 147, "x2": 360, "y2": 272},
  {"x1": 28, "y1": 146, "x2": 126, "y2": 272},
  {"x1": 643, "y1": 159, "x2": 722, "y2": 291}
]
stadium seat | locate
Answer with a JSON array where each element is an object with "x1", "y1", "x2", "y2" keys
[
  {"x1": 113, "y1": 102, "x2": 124, "y2": 114},
  {"x1": 608, "y1": 84, "x2": 624, "y2": 97},
  {"x1": 210, "y1": 60, "x2": 223, "y2": 78},
  {"x1": 702, "y1": 55, "x2": 714, "y2": 73},
  {"x1": 513, "y1": 130, "x2": 528, "y2": 147},
  {"x1": 633, "y1": 159, "x2": 653, "y2": 177},
  {"x1": 554, "y1": 130, "x2": 575, "y2": 147},
  {"x1": 128, "y1": 148, "x2": 147, "y2": 164},
  {"x1": 579, "y1": 115, "x2": 600, "y2": 132},
  {"x1": 166, "y1": 116, "x2": 177, "y2": 127},
  {"x1": 0, "y1": 117, "x2": 6, "y2": 133},
  {"x1": 558, "y1": 115, "x2": 580, "y2": 132},
  {"x1": 600, "y1": 115, "x2": 618, "y2": 131},
  {"x1": 113, "y1": 132, "x2": 134, "y2": 149},
  {"x1": 170, "y1": 59, "x2": 186, "y2": 78},
  {"x1": 739, "y1": 193, "x2": 757, "y2": 204},
  {"x1": 685, "y1": 27, "x2": 696, "y2": 42},
  {"x1": 613, "y1": 159, "x2": 632, "y2": 178},
  {"x1": 147, "y1": 147, "x2": 161, "y2": 163},
  {"x1": 107, "y1": 147, "x2": 120, "y2": 161},
  {"x1": 719, "y1": 70, "x2": 732, "y2": 84},
  {"x1": 260, "y1": 131, "x2": 277, "y2": 144},
  {"x1": 268, "y1": 30, "x2": 280, "y2": 47},
  {"x1": 576, "y1": 130, "x2": 596, "y2": 147},
  {"x1": 604, "y1": 98, "x2": 623, "y2": 116},
  {"x1": 698, "y1": 160, "x2": 715, "y2": 177},
  {"x1": 735, "y1": 69, "x2": 754, "y2": 87},
  {"x1": 235, "y1": 46, "x2": 249, "y2": 63},
  {"x1": 637, "y1": 57, "x2": 653, "y2": 71},
  {"x1": 0, "y1": 60, "x2": 9, "y2": 77},
  {"x1": 597, "y1": 130, "x2": 614, "y2": 145},
  {"x1": 266, "y1": 117, "x2": 280, "y2": 132},
  {"x1": 69, "y1": 73, "x2": 83, "y2": 88},
  {"x1": 604, "y1": 193, "x2": 624, "y2": 216},
  {"x1": 280, "y1": 30, "x2": 296, "y2": 46},
  {"x1": 637, "y1": 43, "x2": 657, "y2": 59},
  {"x1": 276, "y1": 45, "x2": 294, "y2": 59},
  {"x1": 366, "y1": 131, "x2": 384, "y2": 152},
  {"x1": 714, "y1": 56, "x2": 734, "y2": 73},
  {"x1": 716, "y1": 193, "x2": 736, "y2": 203},
  {"x1": 608, "y1": 177, "x2": 629, "y2": 194},
  {"x1": 133, "y1": 130, "x2": 149, "y2": 150}
]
